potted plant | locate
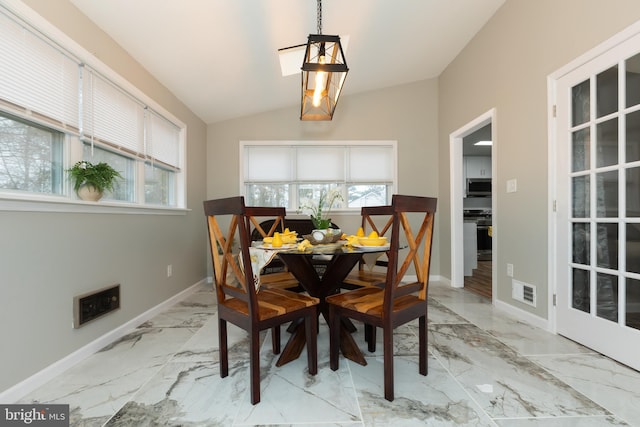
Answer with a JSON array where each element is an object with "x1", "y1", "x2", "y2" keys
[
  {"x1": 298, "y1": 188, "x2": 343, "y2": 230},
  {"x1": 67, "y1": 161, "x2": 123, "y2": 201}
]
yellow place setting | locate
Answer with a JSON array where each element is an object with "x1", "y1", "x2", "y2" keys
[
  {"x1": 344, "y1": 234, "x2": 359, "y2": 247},
  {"x1": 357, "y1": 236, "x2": 388, "y2": 246},
  {"x1": 347, "y1": 231, "x2": 388, "y2": 251},
  {"x1": 262, "y1": 228, "x2": 298, "y2": 247},
  {"x1": 297, "y1": 239, "x2": 313, "y2": 251},
  {"x1": 345, "y1": 230, "x2": 388, "y2": 248}
]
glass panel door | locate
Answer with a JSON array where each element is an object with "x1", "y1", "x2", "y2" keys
[{"x1": 555, "y1": 37, "x2": 640, "y2": 371}]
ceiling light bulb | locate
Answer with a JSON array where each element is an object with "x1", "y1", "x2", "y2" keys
[{"x1": 312, "y1": 55, "x2": 326, "y2": 107}]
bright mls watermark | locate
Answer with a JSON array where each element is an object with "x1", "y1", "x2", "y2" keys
[{"x1": 0, "y1": 405, "x2": 69, "y2": 426}]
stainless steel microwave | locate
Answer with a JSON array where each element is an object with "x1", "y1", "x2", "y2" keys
[{"x1": 466, "y1": 178, "x2": 492, "y2": 197}]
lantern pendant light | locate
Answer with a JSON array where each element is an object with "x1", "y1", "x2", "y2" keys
[{"x1": 300, "y1": 0, "x2": 348, "y2": 121}]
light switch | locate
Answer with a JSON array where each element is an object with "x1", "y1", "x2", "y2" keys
[{"x1": 506, "y1": 179, "x2": 517, "y2": 193}]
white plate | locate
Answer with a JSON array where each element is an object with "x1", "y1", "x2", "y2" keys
[
  {"x1": 255, "y1": 243, "x2": 297, "y2": 250},
  {"x1": 352, "y1": 243, "x2": 390, "y2": 252}
]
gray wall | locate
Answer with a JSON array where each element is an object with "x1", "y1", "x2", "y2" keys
[
  {"x1": 0, "y1": 0, "x2": 208, "y2": 393},
  {"x1": 438, "y1": 0, "x2": 640, "y2": 318},
  {"x1": 206, "y1": 79, "x2": 441, "y2": 272}
]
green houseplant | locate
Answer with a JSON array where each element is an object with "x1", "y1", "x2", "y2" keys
[
  {"x1": 299, "y1": 188, "x2": 343, "y2": 229},
  {"x1": 67, "y1": 161, "x2": 123, "y2": 201}
]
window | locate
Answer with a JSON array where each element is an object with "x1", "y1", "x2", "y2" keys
[
  {"x1": 82, "y1": 144, "x2": 134, "y2": 202},
  {"x1": 0, "y1": 112, "x2": 63, "y2": 195},
  {"x1": 0, "y1": 3, "x2": 185, "y2": 210},
  {"x1": 241, "y1": 141, "x2": 397, "y2": 211},
  {"x1": 145, "y1": 163, "x2": 176, "y2": 206}
]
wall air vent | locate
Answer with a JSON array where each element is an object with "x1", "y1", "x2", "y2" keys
[
  {"x1": 73, "y1": 284, "x2": 120, "y2": 328},
  {"x1": 512, "y1": 279, "x2": 536, "y2": 307}
]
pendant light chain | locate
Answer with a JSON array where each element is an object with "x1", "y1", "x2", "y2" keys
[{"x1": 316, "y1": 0, "x2": 322, "y2": 34}]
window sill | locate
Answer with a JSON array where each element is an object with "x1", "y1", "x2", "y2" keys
[{"x1": 0, "y1": 194, "x2": 190, "y2": 215}]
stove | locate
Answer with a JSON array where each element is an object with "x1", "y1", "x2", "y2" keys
[
  {"x1": 463, "y1": 208, "x2": 492, "y2": 218},
  {"x1": 463, "y1": 209, "x2": 492, "y2": 261}
]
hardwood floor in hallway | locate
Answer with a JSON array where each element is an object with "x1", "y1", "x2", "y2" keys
[{"x1": 464, "y1": 260, "x2": 492, "y2": 299}]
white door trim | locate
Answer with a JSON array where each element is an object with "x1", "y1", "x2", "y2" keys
[
  {"x1": 450, "y1": 109, "x2": 497, "y2": 301},
  {"x1": 547, "y1": 75, "x2": 559, "y2": 334}
]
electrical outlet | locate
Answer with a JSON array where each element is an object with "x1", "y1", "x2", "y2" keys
[
  {"x1": 167, "y1": 264, "x2": 173, "y2": 277},
  {"x1": 507, "y1": 263, "x2": 514, "y2": 277}
]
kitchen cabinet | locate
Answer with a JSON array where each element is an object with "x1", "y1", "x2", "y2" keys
[
  {"x1": 465, "y1": 156, "x2": 492, "y2": 178},
  {"x1": 463, "y1": 221, "x2": 477, "y2": 276}
]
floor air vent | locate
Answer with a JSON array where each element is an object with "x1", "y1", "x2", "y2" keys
[
  {"x1": 73, "y1": 284, "x2": 120, "y2": 328},
  {"x1": 512, "y1": 280, "x2": 536, "y2": 307}
]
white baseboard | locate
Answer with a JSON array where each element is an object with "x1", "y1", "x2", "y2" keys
[
  {"x1": 0, "y1": 278, "x2": 208, "y2": 404},
  {"x1": 430, "y1": 275, "x2": 450, "y2": 286},
  {"x1": 495, "y1": 297, "x2": 551, "y2": 331}
]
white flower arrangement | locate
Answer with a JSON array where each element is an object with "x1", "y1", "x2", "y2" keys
[{"x1": 298, "y1": 188, "x2": 343, "y2": 229}]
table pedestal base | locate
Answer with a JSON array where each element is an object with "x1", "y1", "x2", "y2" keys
[
  {"x1": 275, "y1": 319, "x2": 367, "y2": 367},
  {"x1": 274, "y1": 250, "x2": 373, "y2": 367}
]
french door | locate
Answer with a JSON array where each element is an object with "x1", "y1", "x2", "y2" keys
[{"x1": 554, "y1": 29, "x2": 640, "y2": 371}]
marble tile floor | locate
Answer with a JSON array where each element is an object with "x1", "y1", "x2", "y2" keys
[{"x1": 20, "y1": 281, "x2": 640, "y2": 426}]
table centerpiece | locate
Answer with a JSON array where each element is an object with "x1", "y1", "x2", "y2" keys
[{"x1": 299, "y1": 188, "x2": 343, "y2": 243}]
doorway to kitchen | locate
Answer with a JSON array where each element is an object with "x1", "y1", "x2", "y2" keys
[{"x1": 450, "y1": 110, "x2": 496, "y2": 301}]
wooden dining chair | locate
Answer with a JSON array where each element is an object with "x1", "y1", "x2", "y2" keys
[
  {"x1": 245, "y1": 206, "x2": 286, "y2": 240},
  {"x1": 204, "y1": 196, "x2": 319, "y2": 404},
  {"x1": 342, "y1": 204, "x2": 394, "y2": 289},
  {"x1": 326, "y1": 194, "x2": 437, "y2": 401},
  {"x1": 244, "y1": 206, "x2": 301, "y2": 291}
]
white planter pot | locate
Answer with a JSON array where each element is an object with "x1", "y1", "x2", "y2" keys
[
  {"x1": 77, "y1": 184, "x2": 103, "y2": 202},
  {"x1": 311, "y1": 228, "x2": 342, "y2": 243}
]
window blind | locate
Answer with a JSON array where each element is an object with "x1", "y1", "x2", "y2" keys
[
  {"x1": 241, "y1": 141, "x2": 396, "y2": 209},
  {"x1": 296, "y1": 146, "x2": 345, "y2": 181},
  {"x1": 0, "y1": 8, "x2": 79, "y2": 130},
  {"x1": 349, "y1": 146, "x2": 394, "y2": 181},
  {"x1": 146, "y1": 109, "x2": 180, "y2": 169},
  {"x1": 0, "y1": 5, "x2": 182, "y2": 171},
  {"x1": 243, "y1": 142, "x2": 395, "y2": 184},
  {"x1": 245, "y1": 146, "x2": 293, "y2": 181},
  {"x1": 81, "y1": 67, "x2": 145, "y2": 158}
]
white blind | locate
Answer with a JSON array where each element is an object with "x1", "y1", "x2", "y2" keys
[
  {"x1": 296, "y1": 146, "x2": 345, "y2": 181},
  {"x1": 0, "y1": 9, "x2": 79, "y2": 129},
  {"x1": 0, "y1": 6, "x2": 184, "y2": 170},
  {"x1": 349, "y1": 146, "x2": 394, "y2": 181},
  {"x1": 147, "y1": 109, "x2": 180, "y2": 169},
  {"x1": 82, "y1": 68, "x2": 145, "y2": 156},
  {"x1": 245, "y1": 146, "x2": 293, "y2": 181},
  {"x1": 243, "y1": 142, "x2": 395, "y2": 183}
]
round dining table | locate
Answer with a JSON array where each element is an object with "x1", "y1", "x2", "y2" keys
[{"x1": 271, "y1": 243, "x2": 388, "y2": 367}]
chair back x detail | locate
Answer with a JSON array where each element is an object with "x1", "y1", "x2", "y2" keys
[
  {"x1": 245, "y1": 206, "x2": 286, "y2": 240},
  {"x1": 203, "y1": 196, "x2": 319, "y2": 404},
  {"x1": 385, "y1": 195, "x2": 435, "y2": 303},
  {"x1": 244, "y1": 205, "x2": 301, "y2": 291},
  {"x1": 343, "y1": 205, "x2": 394, "y2": 289},
  {"x1": 327, "y1": 194, "x2": 437, "y2": 401}
]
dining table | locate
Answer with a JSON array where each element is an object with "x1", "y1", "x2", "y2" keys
[{"x1": 250, "y1": 241, "x2": 389, "y2": 367}]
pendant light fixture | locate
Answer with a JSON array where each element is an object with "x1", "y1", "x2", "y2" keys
[{"x1": 300, "y1": 0, "x2": 348, "y2": 121}]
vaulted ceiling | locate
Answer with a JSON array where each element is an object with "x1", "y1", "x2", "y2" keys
[{"x1": 70, "y1": 0, "x2": 505, "y2": 124}]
